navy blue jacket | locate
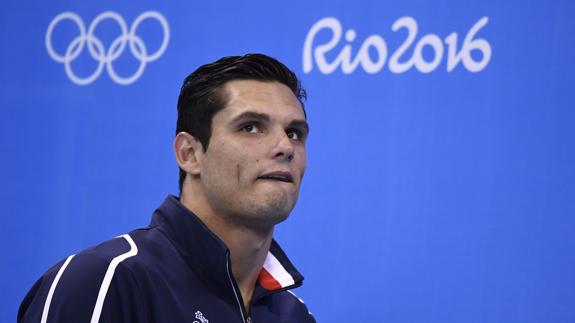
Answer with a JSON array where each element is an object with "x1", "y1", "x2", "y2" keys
[{"x1": 19, "y1": 196, "x2": 315, "y2": 322}]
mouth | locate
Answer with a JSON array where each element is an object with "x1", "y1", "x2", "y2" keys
[{"x1": 258, "y1": 171, "x2": 294, "y2": 183}]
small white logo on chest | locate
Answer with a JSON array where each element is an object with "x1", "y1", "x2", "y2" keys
[{"x1": 194, "y1": 311, "x2": 209, "y2": 323}]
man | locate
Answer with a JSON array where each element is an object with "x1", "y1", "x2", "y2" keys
[{"x1": 19, "y1": 54, "x2": 315, "y2": 322}]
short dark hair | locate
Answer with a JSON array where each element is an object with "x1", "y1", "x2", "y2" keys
[{"x1": 176, "y1": 53, "x2": 307, "y2": 192}]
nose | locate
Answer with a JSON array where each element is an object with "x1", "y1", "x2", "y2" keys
[{"x1": 270, "y1": 130, "x2": 295, "y2": 162}]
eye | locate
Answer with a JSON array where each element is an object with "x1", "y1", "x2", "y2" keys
[
  {"x1": 239, "y1": 123, "x2": 260, "y2": 133},
  {"x1": 286, "y1": 128, "x2": 304, "y2": 141}
]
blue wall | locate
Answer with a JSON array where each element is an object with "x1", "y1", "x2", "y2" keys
[{"x1": 2, "y1": 0, "x2": 575, "y2": 321}]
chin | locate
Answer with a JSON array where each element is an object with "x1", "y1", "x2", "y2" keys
[
  {"x1": 258, "y1": 199, "x2": 293, "y2": 222},
  {"x1": 244, "y1": 194, "x2": 295, "y2": 228}
]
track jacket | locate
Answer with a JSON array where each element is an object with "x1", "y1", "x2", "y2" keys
[{"x1": 18, "y1": 195, "x2": 315, "y2": 322}]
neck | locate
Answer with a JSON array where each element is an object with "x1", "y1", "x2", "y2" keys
[
  {"x1": 222, "y1": 225, "x2": 273, "y2": 312},
  {"x1": 180, "y1": 187, "x2": 274, "y2": 313}
]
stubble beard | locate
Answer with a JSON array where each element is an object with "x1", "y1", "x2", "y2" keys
[{"x1": 211, "y1": 186, "x2": 298, "y2": 233}]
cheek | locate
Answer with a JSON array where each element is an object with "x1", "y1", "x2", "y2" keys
[
  {"x1": 236, "y1": 158, "x2": 258, "y2": 185},
  {"x1": 216, "y1": 150, "x2": 254, "y2": 185},
  {"x1": 202, "y1": 147, "x2": 237, "y2": 183},
  {"x1": 296, "y1": 148, "x2": 307, "y2": 169},
  {"x1": 203, "y1": 138, "x2": 262, "y2": 186}
]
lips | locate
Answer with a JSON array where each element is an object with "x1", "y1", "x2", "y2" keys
[{"x1": 258, "y1": 171, "x2": 294, "y2": 183}]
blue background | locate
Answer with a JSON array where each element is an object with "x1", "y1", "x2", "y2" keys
[{"x1": 2, "y1": 0, "x2": 575, "y2": 322}]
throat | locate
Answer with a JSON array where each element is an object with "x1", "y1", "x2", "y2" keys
[{"x1": 227, "y1": 230, "x2": 273, "y2": 315}]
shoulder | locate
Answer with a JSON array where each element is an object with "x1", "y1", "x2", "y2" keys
[
  {"x1": 18, "y1": 233, "x2": 154, "y2": 323},
  {"x1": 286, "y1": 290, "x2": 316, "y2": 322},
  {"x1": 264, "y1": 290, "x2": 316, "y2": 323}
]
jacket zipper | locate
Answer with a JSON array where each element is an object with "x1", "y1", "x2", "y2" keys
[{"x1": 225, "y1": 255, "x2": 247, "y2": 323}]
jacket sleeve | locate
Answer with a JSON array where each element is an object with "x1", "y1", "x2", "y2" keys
[{"x1": 18, "y1": 244, "x2": 147, "y2": 323}]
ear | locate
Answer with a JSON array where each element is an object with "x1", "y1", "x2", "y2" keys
[{"x1": 174, "y1": 132, "x2": 204, "y2": 176}]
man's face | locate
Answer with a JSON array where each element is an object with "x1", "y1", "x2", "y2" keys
[{"x1": 197, "y1": 80, "x2": 308, "y2": 230}]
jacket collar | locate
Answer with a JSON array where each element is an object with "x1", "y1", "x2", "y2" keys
[{"x1": 150, "y1": 195, "x2": 304, "y2": 293}]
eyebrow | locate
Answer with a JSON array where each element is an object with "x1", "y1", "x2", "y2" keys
[{"x1": 230, "y1": 111, "x2": 271, "y2": 124}]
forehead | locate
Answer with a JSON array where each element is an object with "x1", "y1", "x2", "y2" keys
[{"x1": 216, "y1": 80, "x2": 305, "y2": 123}]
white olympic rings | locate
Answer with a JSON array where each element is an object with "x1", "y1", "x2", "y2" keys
[{"x1": 46, "y1": 11, "x2": 170, "y2": 85}]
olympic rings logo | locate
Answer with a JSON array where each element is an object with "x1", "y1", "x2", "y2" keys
[{"x1": 46, "y1": 11, "x2": 170, "y2": 85}]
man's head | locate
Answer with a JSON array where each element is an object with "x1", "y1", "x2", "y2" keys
[
  {"x1": 174, "y1": 54, "x2": 308, "y2": 231},
  {"x1": 176, "y1": 54, "x2": 306, "y2": 191}
]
